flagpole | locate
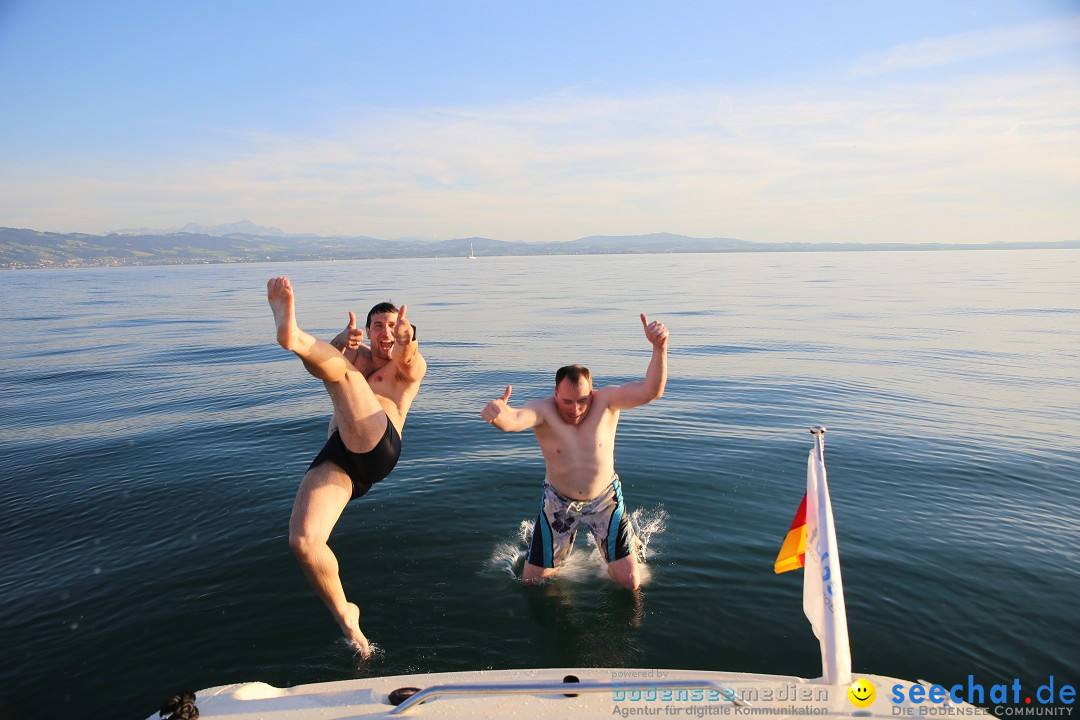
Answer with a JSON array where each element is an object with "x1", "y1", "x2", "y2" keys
[
  {"x1": 810, "y1": 426, "x2": 825, "y2": 461},
  {"x1": 773, "y1": 427, "x2": 852, "y2": 684},
  {"x1": 803, "y1": 425, "x2": 852, "y2": 686}
]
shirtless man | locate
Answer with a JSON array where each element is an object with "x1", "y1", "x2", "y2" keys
[
  {"x1": 481, "y1": 314, "x2": 668, "y2": 591},
  {"x1": 268, "y1": 276, "x2": 426, "y2": 657}
]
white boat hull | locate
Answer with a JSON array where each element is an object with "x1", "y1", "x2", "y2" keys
[{"x1": 152, "y1": 667, "x2": 990, "y2": 719}]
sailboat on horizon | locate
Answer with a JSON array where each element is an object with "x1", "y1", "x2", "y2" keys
[{"x1": 467, "y1": 242, "x2": 477, "y2": 259}]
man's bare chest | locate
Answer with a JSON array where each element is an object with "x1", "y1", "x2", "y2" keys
[{"x1": 539, "y1": 412, "x2": 618, "y2": 450}]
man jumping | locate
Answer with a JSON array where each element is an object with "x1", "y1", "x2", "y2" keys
[
  {"x1": 481, "y1": 314, "x2": 668, "y2": 591},
  {"x1": 268, "y1": 276, "x2": 426, "y2": 656}
]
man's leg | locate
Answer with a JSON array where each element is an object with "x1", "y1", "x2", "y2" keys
[
  {"x1": 288, "y1": 462, "x2": 373, "y2": 656},
  {"x1": 522, "y1": 562, "x2": 561, "y2": 583},
  {"x1": 268, "y1": 276, "x2": 390, "y2": 450},
  {"x1": 523, "y1": 499, "x2": 574, "y2": 583},
  {"x1": 269, "y1": 277, "x2": 351, "y2": 381},
  {"x1": 606, "y1": 554, "x2": 642, "y2": 591},
  {"x1": 590, "y1": 482, "x2": 641, "y2": 591}
]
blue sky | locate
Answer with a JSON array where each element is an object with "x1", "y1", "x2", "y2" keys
[{"x1": 1, "y1": 0, "x2": 1077, "y2": 243}]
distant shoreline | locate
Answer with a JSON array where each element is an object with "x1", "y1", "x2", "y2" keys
[{"x1": 2, "y1": 226, "x2": 1077, "y2": 270}]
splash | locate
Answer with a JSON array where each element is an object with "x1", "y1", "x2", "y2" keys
[
  {"x1": 484, "y1": 505, "x2": 668, "y2": 585},
  {"x1": 341, "y1": 638, "x2": 385, "y2": 665},
  {"x1": 629, "y1": 504, "x2": 668, "y2": 562},
  {"x1": 486, "y1": 519, "x2": 534, "y2": 578},
  {"x1": 361, "y1": 642, "x2": 386, "y2": 661}
]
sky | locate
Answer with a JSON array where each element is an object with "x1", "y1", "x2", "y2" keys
[{"x1": 1, "y1": 0, "x2": 1078, "y2": 244}]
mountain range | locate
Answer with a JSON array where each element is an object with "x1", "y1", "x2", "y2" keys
[
  {"x1": 107, "y1": 220, "x2": 293, "y2": 237},
  {"x1": 2, "y1": 224, "x2": 1077, "y2": 269}
]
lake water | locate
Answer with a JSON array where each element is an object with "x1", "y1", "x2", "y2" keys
[{"x1": 1, "y1": 250, "x2": 1077, "y2": 719}]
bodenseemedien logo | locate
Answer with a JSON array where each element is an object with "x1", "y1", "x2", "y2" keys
[{"x1": 849, "y1": 679, "x2": 876, "y2": 708}]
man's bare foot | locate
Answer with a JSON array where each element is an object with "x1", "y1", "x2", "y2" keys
[
  {"x1": 339, "y1": 602, "x2": 371, "y2": 658},
  {"x1": 267, "y1": 277, "x2": 303, "y2": 352}
]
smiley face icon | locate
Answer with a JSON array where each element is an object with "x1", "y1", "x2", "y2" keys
[{"x1": 848, "y1": 678, "x2": 876, "y2": 708}]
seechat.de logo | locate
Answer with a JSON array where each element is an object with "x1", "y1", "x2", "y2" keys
[{"x1": 890, "y1": 676, "x2": 1075, "y2": 714}]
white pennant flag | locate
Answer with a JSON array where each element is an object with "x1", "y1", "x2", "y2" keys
[{"x1": 802, "y1": 429, "x2": 852, "y2": 685}]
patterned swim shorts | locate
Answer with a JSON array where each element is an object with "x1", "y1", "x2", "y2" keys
[{"x1": 526, "y1": 474, "x2": 637, "y2": 568}]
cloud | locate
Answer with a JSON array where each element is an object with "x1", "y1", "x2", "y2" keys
[
  {"x1": 170, "y1": 71, "x2": 1080, "y2": 242},
  {"x1": 850, "y1": 17, "x2": 1080, "y2": 77},
  {"x1": 2, "y1": 44, "x2": 1079, "y2": 244}
]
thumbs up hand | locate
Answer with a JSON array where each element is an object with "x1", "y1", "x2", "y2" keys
[
  {"x1": 345, "y1": 311, "x2": 363, "y2": 349},
  {"x1": 394, "y1": 304, "x2": 415, "y2": 345},
  {"x1": 640, "y1": 313, "x2": 669, "y2": 350},
  {"x1": 482, "y1": 385, "x2": 513, "y2": 424}
]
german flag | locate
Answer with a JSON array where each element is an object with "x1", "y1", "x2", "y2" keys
[{"x1": 773, "y1": 493, "x2": 807, "y2": 573}]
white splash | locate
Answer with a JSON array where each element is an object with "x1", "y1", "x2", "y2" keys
[{"x1": 485, "y1": 505, "x2": 668, "y2": 586}]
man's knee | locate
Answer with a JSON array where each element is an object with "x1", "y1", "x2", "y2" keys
[
  {"x1": 289, "y1": 530, "x2": 320, "y2": 562},
  {"x1": 609, "y1": 557, "x2": 641, "y2": 591},
  {"x1": 522, "y1": 562, "x2": 556, "y2": 583}
]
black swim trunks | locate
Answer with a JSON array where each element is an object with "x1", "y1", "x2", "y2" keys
[{"x1": 308, "y1": 416, "x2": 402, "y2": 500}]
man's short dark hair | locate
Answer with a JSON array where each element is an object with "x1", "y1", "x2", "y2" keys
[
  {"x1": 366, "y1": 302, "x2": 399, "y2": 328},
  {"x1": 555, "y1": 364, "x2": 592, "y2": 388}
]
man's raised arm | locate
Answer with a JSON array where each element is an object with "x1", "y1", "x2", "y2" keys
[
  {"x1": 390, "y1": 304, "x2": 425, "y2": 381},
  {"x1": 607, "y1": 313, "x2": 669, "y2": 411},
  {"x1": 482, "y1": 385, "x2": 543, "y2": 432}
]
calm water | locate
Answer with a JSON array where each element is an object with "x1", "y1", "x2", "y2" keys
[{"x1": 1, "y1": 250, "x2": 1077, "y2": 719}]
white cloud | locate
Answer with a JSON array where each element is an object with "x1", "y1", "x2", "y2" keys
[
  {"x1": 850, "y1": 17, "x2": 1080, "y2": 77},
  {"x1": 2, "y1": 58, "x2": 1079, "y2": 244}
]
